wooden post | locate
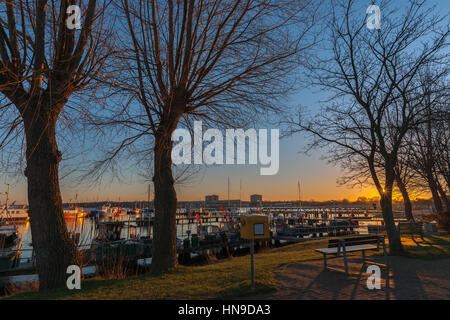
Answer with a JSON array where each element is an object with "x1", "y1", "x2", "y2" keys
[
  {"x1": 73, "y1": 216, "x2": 78, "y2": 245},
  {"x1": 181, "y1": 216, "x2": 184, "y2": 234},
  {"x1": 382, "y1": 237, "x2": 389, "y2": 288},
  {"x1": 250, "y1": 238, "x2": 255, "y2": 289},
  {"x1": 80, "y1": 216, "x2": 85, "y2": 247},
  {"x1": 342, "y1": 242, "x2": 348, "y2": 274},
  {"x1": 127, "y1": 215, "x2": 131, "y2": 239},
  {"x1": 147, "y1": 211, "x2": 151, "y2": 238}
]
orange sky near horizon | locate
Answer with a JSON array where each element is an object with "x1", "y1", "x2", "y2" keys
[
  {"x1": 4, "y1": 169, "x2": 430, "y2": 204},
  {"x1": 3, "y1": 134, "x2": 431, "y2": 204}
]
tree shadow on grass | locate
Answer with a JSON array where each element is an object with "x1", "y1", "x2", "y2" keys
[
  {"x1": 388, "y1": 257, "x2": 428, "y2": 300},
  {"x1": 272, "y1": 258, "x2": 386, "y2": 300}
]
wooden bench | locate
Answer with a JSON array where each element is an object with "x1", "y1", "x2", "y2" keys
[
  {"x1": 315, "y1": 235, "x2": 388, "y2": 274},
  {"x1": 398, "y1": 222, "x2": 424, "y2": 240}
]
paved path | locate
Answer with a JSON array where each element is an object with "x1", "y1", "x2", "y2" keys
[{"x1": 248, "y1": 256, "x2": 450, "y2": 300}]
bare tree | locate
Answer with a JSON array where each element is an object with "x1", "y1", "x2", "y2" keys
[
  {"x1": 394, "y1": 148, "x2": 416, "y2": 221},
  {"x1": 0, "y1": 0, "x2": 112, "y2": 290},
  {"x1": 92, "y1": 0, "x2": 320, "y2": 273},
  {"x1": 288, "y1": 0, "x2": 448, "y2": 254},
  {"x1": 408, "y1": 70, "x2": 450, "y2": 222},
  {"x1": 433, "y1": 108, "x2": 450, "y2": 213}
]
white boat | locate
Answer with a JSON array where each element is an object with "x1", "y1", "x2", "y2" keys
[
  {"x1": 0, "y1": 226, "x2": 22, "y2": 270},
  {"x1": 0, "y1": 186, "x2": 29, "y2": 223},
  {"x1": 0, "y1": 206, "x2": 29, "y2": 223},
  {"x1": 63, "y1": 206, "x2": 88, "y2": 218},
  {"x1": 293, "y1": 210, "x2": 305, "y2": 217},
  {"x1": 102, "y1": 205, "x2": 126, "y2": 217}
]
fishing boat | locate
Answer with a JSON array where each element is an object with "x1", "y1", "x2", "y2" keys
[
  {"x1": 0, "y1": 186, "x2": 29, "y2": 224},
  {"x1": 191, "y1": 224, "x2": 239, "y2": 247},
  {"x1": 127, "y1": 208, "x2": 141, "y2": 215},
  {"x1": 63, "y1": 206, "x2": 88, "y2": 219},
  {"x1": 102, "y1": 205, "x2": 126, "y2": 218},
  {"x1": 0, "y1": 185, "x2": 23, "y2": 270},
  {"x1": 90, "y1": 221, "x2": 152, "y2": 264},
  {"x1": 87, "y1": 209, "x2": 104, "y2": 219},
  {"x1": 136, "y1": 212, "x2": 154, "y2": 226},
  {"x1": 0, "y1": 226, "x2": 22, "y2": 270},
  {"x1": 0, "y1": 206, "x2": 29, "y2": 223},
  {"x1": 86, "y1": 205, "x2": 114, "y2": 219}
]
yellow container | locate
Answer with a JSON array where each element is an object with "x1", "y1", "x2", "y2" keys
[{"x1": 240, "y1": 215, "x2": 270, "y2": 239}]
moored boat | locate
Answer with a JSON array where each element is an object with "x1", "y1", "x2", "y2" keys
[
  {"x1": 127, "y1": 208, "x2": 141, "y2": 215},
  {"x1": 63, "y1": 206, "x2": 88, "y2": 218},
  {"x1": 102, "y1": 205, "x2": 126, "y2": 218},
  {"x1": 0, "y1": 206, "x2": 29, "y2": 223},
  {"x1": 0, "y1": 226, "x2": 22, "y2": 270},
  {"x1": 87, "y1": 209, "x2": 105, "y2": 219},
  {"x1": 90, "y1": 221, "x2": 152, "y2": 265},
  {"x1": 136, "y1": 213, "x2": 154, "y2": 226}
]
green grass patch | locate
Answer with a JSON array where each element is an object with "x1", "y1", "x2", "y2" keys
[
  {"x1": 5, "y1": 233, "x2": 450, "y2": 300},
  {"x1": 402, "y1": 233, "x2": 450, "y2": 259}
]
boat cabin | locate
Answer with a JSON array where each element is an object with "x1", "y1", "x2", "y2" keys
[
  {"x1": 0, "y1": 226, "x2": 22, "y2": 270},
  {"x1": 0, "y1": 227, "x2": 19, "y2": 250},
  {"x1": 197, "y1": 224, "x2": 220, "y2": 237},
  {"x1": 95, "y1": 221, "x2": 125, "y2": 242}
]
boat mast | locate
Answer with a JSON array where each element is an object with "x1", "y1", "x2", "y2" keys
[
  {"x1": 239, "y1": 179, "x2": 242, "y2": 213},
  {"x1": 1, "y1": 184, "x2": 16, "y2": 228},
  {"x1": 147, "y1": 184, "x2": 151, "y2": 209},
  {"x1": 227, "y1": 176, "x2": 230, "y2": 209},
  {"x1": 5, "y1": 184, "x2": 9, "y2": 212}
]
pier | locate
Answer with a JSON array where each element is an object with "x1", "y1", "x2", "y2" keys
[{"x1": 0, "y1": 204, "x2": 410, "y2": 293}]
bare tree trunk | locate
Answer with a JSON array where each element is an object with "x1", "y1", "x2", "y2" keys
[
  {"x1": 380, "y1": 193, "x2": 404, "y2": 255},
  {"x1": 436, "y1": 182, "x2": 450, "y2": 212},
  {"x1": 445, "y1": 172, "x2": 450, "y2": 195},
  {"x1": 150, "y1": 122, "x2": 179, "y2": 273},
  {"x1": 381, "y1": 166, "x2": 404, "y2": 255},
  {"x1": 23, "y1": 101, "x2": 79, "y2": 291},
  {"x1": 436, "y1": 180, "x2": 450, "y2": 230},
  {"x1": 427, "y1": 172, "x2": 444, "y2": 213},
  {"x1": 395, "y1": 173, "x2": 414, "y2": 221}
]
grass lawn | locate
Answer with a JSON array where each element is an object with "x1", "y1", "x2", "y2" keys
[
  {"x1": 402, "y1": 233, "x2": 450, "y2": 259},
  {"x1": 5, "y1": 233, "x2": 450, "y2": 300}
]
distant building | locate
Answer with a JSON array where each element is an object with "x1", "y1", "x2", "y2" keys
[
  {"x1": 250, "y1": 194, "x2": 262, "y2": 205},
  {"x1": 205, "y1": 195, "x2": 219, "y2": 202}
]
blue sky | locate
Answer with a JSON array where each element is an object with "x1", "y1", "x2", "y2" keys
[{"x1": 1, "y1": 0, "x2": 448, "y2": 204}]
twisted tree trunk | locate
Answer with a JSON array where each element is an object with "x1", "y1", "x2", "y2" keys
[
  {"x1": 23, "y1": 99, "x2": 79, "y2": 291},
  {"x1": 370, "y1": 160, "x2": 404, "y2": 255},
  {"x1": 426, "y1": 171, "x2": 444, "y2": 213},
  {"x1": 380, "y1": 193, "x2": 404, "y2": 255},
  {"x1": 395, "y1": 173, "x2": 414, "y2": 221},
  {"x1": 150, "y1": 101, "x2": 183, "y2": 273},
  {"x1": 380, "y1": 163, "x2": 404, "y2": 255},
  {"x1": 436, "y1": 182, "x2": 450, "y2": 212}
]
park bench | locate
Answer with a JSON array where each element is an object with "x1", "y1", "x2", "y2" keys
[
  {"x1": 315, "y1": 235, "x2": 388, "y2": 274},
  {"x1": 398, "y1": 222, "x2": 424, "y2": 240}
]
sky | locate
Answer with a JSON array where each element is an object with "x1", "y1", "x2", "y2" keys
[
  {"x1": 1, "y1": 0, "x2": 448, "y2": 205},
  {"x1": 3, "y1": 88, "x2": 379, "y2": 204}
]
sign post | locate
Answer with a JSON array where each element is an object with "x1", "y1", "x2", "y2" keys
[
  {"x1": 250, "y1": 238, "x2": 255, "y2": 288},
  {"x1": 240, "y1": 215, "x2": 270, "y2": 290}
]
